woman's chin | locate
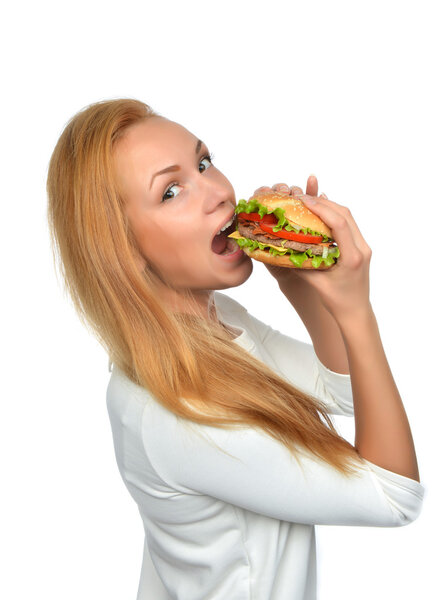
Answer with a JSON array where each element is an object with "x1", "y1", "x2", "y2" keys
[{"x1": 212, "y1": 252, "x2": 253, "y2": 289}]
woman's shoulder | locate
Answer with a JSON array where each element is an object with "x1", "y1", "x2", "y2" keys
[{"x1": 106, "y1": 364, "x2": 153, "y2": 420}]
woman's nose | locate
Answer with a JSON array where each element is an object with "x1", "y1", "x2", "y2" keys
[{"x1": 198, "y1": 174, "x2": 233, "y2": 212}]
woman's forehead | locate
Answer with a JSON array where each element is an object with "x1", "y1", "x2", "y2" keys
[{"x1": 120, "y1": 117, "x2": 194, "y2": 149}]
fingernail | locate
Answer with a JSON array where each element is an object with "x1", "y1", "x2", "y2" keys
[{"x1": 303, "y1": 196, "x2": 317, "y2": 205}]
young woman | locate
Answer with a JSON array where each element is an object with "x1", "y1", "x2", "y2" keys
[{"x1": 46, "y1": 98, "x2": 425, "y2": 600}]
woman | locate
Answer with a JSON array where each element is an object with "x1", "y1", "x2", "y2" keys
[{"x1": 47, "y1": 98, "x2": 425, "y2": 600}]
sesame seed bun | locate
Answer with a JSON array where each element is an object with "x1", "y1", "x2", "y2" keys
[{"x1": 248, "y1": 190, "x2": 333, "y2": 239}]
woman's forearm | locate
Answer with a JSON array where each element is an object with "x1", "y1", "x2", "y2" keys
[
  {"x1": 279, "y1": 281, "x2": 350, "y2": 374},
  {"x1": 336, "y1": 304, "x2": 420, "y2": 482}
]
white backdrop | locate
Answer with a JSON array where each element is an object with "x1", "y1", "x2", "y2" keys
[{"x1": 2, "y1": 1, "x2": 445, "y2": 598}]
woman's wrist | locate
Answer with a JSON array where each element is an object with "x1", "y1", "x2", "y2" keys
[{"x1": 329, "y1": 301, "x2": 375, "y2": 333}]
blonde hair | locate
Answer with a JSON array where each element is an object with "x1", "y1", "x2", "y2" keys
[{"x1": 46, "y1": 97, "x2": 364, "y2": 477}]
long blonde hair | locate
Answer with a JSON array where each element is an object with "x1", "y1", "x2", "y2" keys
[{"x1": 46, "y1": 98, "x2": 364, "y2": 477}]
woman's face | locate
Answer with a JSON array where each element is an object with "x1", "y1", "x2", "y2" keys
[{"x1": 113, "y1": 116, "x2": 252, "y2": 310}]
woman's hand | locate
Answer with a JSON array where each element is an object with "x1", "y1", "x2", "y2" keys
[
  {"x1": 252, "y1": 177, "x2": 373, "y2": 322},
  {"x1": 295, "y1": 194, "x2": 373, "y2": 321},
  {"x1": 253, "y1": 176, "x2": 320, "y2": 288},
  {"x1": 252, "y1": 175, "x2": 318, "y2": 203}
]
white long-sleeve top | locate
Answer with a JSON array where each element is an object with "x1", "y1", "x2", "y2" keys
[{"x1": 106, "y1": 291, "x2": 425, "y2": 600}]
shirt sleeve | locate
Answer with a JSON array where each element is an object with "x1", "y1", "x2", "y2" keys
[
  {"x1": 242, "y1": 310, "x2": 355, "y2": 416},
  {"x1": 142, "y1": 399, "x2": 425, "y2": 527}
]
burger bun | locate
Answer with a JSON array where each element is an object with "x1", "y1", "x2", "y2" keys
[
  {"x1": 249, "y1": 190, "x2": 333, "y2": 239},
  {"x1": 242, "y1": 246, "x2": 334, "y2": 270}
]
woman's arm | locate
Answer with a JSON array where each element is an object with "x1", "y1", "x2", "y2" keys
[
  {"x1": 130, "y1": 371, "x2": 424, "y2": 527},
  {"x1": 293, "y1": 193, "x2": 420, "y2": 482},
  {"x1": 255, "y1": 180, "x2": 421, "y2": 483},
  {"x1": 278, "y1": 279, "x2": 350, "y2": 374},
  {"x1": 336, "y1": 304, "x2": 420, "y2": 482},
  {"x1": 278, "y1": 280, "x2": 419, "y2": 481}
]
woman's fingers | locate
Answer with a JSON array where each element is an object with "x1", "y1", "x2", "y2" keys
[
  {"x1": 271, "y1": 177, "x2": 318, "y2": 197},
  {"x1": 255, "y1": 177, "x2": 319, "y2": 200},
  {"x1": 300, "y1": 196, "x2": 362, "y2": 267},
  {"x1": 290, "y1": 185, "x2": 304, "y2": 198},
  {"x1": 307, "y1": 194, "x2": 371, "y2": 255},
  {"x1": 305, "y1": 175, "x2": 318, "y2": 197},
  {"x1": 250, "y1": 184, "x2": 369, "y2": 257},
  {"x1": 252, "y1": 185, "x2": 271, "y2": 195},
  {"x1": 272, "y1": 182, "x2": 290, "y2": 193}
]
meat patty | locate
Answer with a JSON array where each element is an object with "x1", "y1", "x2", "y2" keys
[{"x1": 237, "y1": 222, "x2": 336, "y2": 256}]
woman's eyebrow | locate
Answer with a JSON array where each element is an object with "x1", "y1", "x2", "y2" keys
[{"x1": 149, "y1": 139, "x2": 204, "y2": 190}]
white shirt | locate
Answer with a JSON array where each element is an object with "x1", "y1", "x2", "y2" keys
[{"x1": 106, "y1": 291, "x2": 425, "y2": 600}]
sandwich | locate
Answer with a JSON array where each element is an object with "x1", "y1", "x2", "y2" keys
[{"x1": 227, "y1": 190, "x2": 340, "y2": 269}]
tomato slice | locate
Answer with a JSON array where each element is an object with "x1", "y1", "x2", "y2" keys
[
  {"x1": 258, "y1": 222, "x2": 324, "y2": 244},
  {"x1": 238, "y1": 212, "x2": 277, "y2": 224},
  {"x1": 238, "y1": 211, "x2": 324, "y2": 243}
]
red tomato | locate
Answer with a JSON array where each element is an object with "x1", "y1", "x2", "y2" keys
[
  {"x1": 258, "y1": 222, "x2": 324, "y2": 244},
  {"x1": 238, "y1": 212, "x2": 277, "y2": 224}
]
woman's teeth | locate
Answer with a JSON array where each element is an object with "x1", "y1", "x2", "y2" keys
[
  {"x1": 211, "y1": 215, "x2": 237, "y2": 254},
  {"x1": 219, "y1": 215, "x2": 235, "y2": 233}
]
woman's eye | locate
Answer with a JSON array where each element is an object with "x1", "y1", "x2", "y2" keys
[
  {"x1": 198, "y1": 153, "x2": 214, "y2": 173},
  {"x1": 162, "y1": 183, "x2": 181, "y2": 202},
  {"x1": 161, "y1": 153, "x2": 214, "y2": 202}
]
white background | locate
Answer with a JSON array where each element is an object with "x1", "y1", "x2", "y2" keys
[{"x1": 2, "y1": 1, "x2": 446, "y2": 598}]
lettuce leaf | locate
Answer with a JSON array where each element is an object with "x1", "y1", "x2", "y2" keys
[
  {"x1": 234, "y1": 234, "x2": 340, "y2": 268},
  {"x1": 235, "y1": 198, "x2": 331, "y2": 243}
]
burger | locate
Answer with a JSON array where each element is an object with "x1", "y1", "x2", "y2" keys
[{"x1": 226, "y1": 190, "x2": 340, "y2": 269}]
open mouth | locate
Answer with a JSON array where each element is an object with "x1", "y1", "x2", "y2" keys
[{"x1": 211, "y1": 214, "x2": 238, "y2": 255}]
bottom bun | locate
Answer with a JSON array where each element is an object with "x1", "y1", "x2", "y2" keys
[{"x1": 242, "y1": 247, "x2": 335, "y2": 270}]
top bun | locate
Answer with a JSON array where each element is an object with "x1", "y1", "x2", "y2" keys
[{"x1": 248, "y1": 190, "x2": 333, "y2": 239}]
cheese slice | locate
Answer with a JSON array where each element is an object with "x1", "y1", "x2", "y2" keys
[{"x1": 227, "y1": 230, "x2": 290, "y2": 253}]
